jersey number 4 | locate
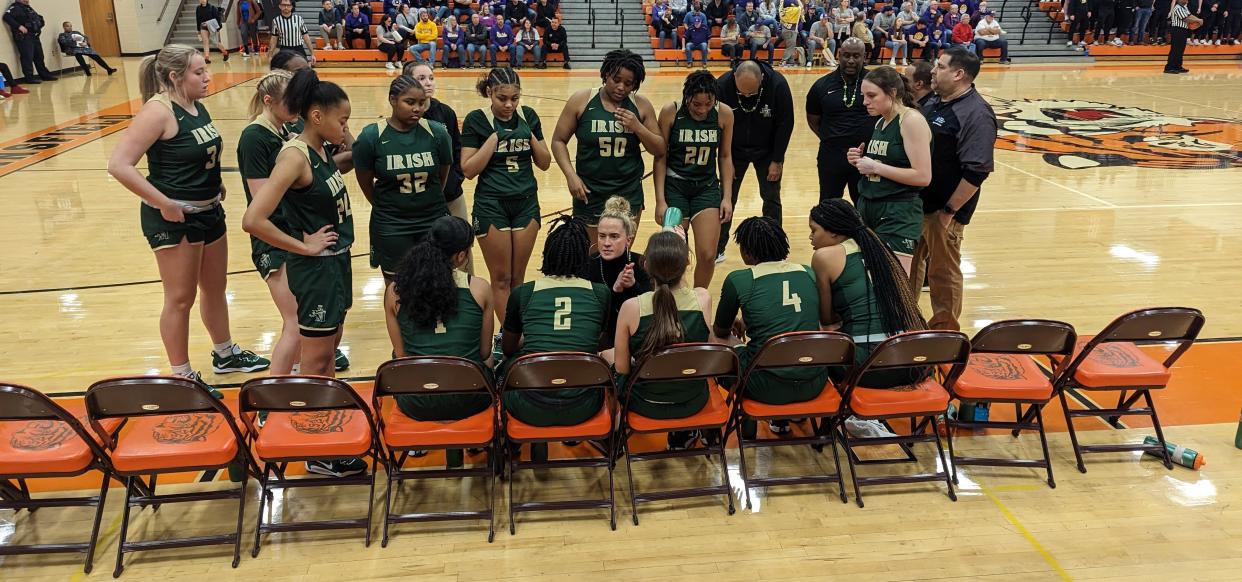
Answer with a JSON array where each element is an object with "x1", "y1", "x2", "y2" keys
[
  {"x1": 598, "y1": 136, "x2": 628, "y2": 158},
  {"x1": 553, "y1": 297, "x2": 572, "y2": 330},
  {"x1": 782, "y1": 280, "x2": 803, "y2": 313},
  {"x1": 683, "y1": 146, "x2": 711, "y2": 166},
  {"x1": 397, "y1": 172, "x2": 429, "y2": 194}
]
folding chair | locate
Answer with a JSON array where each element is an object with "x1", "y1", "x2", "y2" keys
[
  {"x1": 0, "y1": 383, "x2": 119, "y2": 573},
  {"x1": 500, "y1": 352, "x2": 618, "y2": 534},
  {"x1": 731, "y1": 332, "x2": 853, "y2": 508},
  {"x1": 84, "y1": 376, "x2": 252, "y2": 577},
  {"x1": 943, "y1": 320, "x2": 1076, "y2": 488},
  {"x1": 374, "y1": 357, "x2": 499, "y2": 545},
  {"x1": 837, "y1": 331, "x2": 970, "y2": 508},
  {"x1": 239, "y1": 376, "x2": 380, "y2": 556},
  {"x1": 621, "y1": 343, "x2": 738, "y2": 524},
  {"x1": 1053, "y1": 307, "x2": 1205, "y2": 473}
]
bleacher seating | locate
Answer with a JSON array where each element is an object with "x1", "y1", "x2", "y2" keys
[{"x1": 1036, "y1": 1, "x2": 1242, "y2": 59}]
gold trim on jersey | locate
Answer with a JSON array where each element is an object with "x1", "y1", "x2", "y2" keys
[
  {"x1": 749, "y1": 260, "x2": 808, "y2": 279},
  {"x1": 637, "y1": 286, "x2": 699, "y2": 318},
  {"x1": 482, "y1": 106, "x2": 528, "y2": 129},
  {"x1": 533, "y1": 276, "x2": 593, "y2": 292},
  {"x1": 453, "y1": 269, "x2": 471, "y2": 289},
  {"x1": 249, "y1": 115, "x2": 285, "y2": 138},
  {"x1": 842, "y1": 239, "x2": 861, "y2": 256}
]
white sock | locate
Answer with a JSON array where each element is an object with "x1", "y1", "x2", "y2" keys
[
  {"x1": 290, "y1": 363, "x2": 301, "y2": 374},
  {"x1": 213, "y1": 340, "x2": 238, "y2": 358},
  {"x1": 171, "y1": 362, "x2": 193, "y2": 376}
]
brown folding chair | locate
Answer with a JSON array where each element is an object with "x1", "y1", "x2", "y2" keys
[
  {"x1": 84, "y1": 376, "x2": 253, "y2": 577},
  {"x1": 621, "y1": 343, "x2": 738, "y2": 524},
  {"x1": 238, "y1": 376, "x2": 380, "y2": 556},
  {"x1": 0, "y1": 383, "x2": 119, "y2": 573},
  {"x1": 500, "y1": 352, "x2": 618, "y2": 534},
  {"x1": 373, "y1": 357, "x2": 499, "y2": 545},
  {"x1": 837, "y1": 331, "x2": 970, "y2": 508},
  {"x1": 943, "y1": 320, "x2": 1076, "y2": 488},
  {"x1": 1053, "y1": 307, "x2": 1205, "y2": 473},
  {"x1": 731, "y1": 332, "x2": 854, "y2": 508}
]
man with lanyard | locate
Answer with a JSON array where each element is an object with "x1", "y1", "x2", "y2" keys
[
  {"x1": 268, "y1": 0, "x2": 315, "y2": 63},
  {"x1": 714, "y1": 59, "x2": 794, "y2": 263},
  {"x1": 909, "y1": 47, "x2": 996, "y2": 331},
  {"x1": 805, "y1": 38, "x2": 876, "y2": 203}
]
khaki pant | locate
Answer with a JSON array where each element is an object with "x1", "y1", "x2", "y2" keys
[{"x1": 909, "y1": 213, "x2": 965, "y2": 331}]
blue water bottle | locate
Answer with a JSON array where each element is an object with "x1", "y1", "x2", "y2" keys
[{"x1": 662, "y1": 207, "x2": 682, "y2": 231}]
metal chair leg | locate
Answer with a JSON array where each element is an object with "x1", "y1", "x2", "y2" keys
[
  {"x1": 735, "y1": 422, "x2": 753, "y2": 509},
  {"x1": 1034, "y1": 406, "x2": 1056, "y2": 488},
  {"x1": 112, "y1": 477, "x2": 135, "y2": 578},
  {"x1": 622, "y1": 433, "x2": 640, "y2": 525},
  {"x1": 232, "y1": 473, "x2": 247, "y2": 568},
  {"x1": 83, "y1": 472, "x2": 110, "y2": 574},
  {"x1": 364, "y1": 459, "x2": 377, "y2": 547},
  {"x1": 1059, "y1": 390, "x2": 1088, "y2": 473},
  {"x1": 826, "y1": 420, "x2": 848, "y2": 503},
  {"x1": 252, "y1": 464, "x2": 269, "y2": 558},
  {"x1": 943, "y1": 415, "x2": 959, "y2": 485},
  {"x1": 932, "y1": 416, "x2": 957, "y2": 502},
  {"x1": 507, "y1": 444, "x2": 517, "y2": 535},
  {"x1": 839, "y1": 427, "x2": 864, "y2": 508},
  {"x1": 606, "y1": 431, "x2": 617, "y2": 531},
  {"x1": 1144, "y1": 390, "x2": 1174, "y2": 470},
  {"x1": 381, "y1": 460, "x2": 396, "y2": 548},
  {"x1": 487, "y1": 439, "x2": 497, "y2": 542},
  {"x1": 717, "y1": 427, "x2": 735, "y2": 515}
]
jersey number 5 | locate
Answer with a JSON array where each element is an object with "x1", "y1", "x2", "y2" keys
[
  {"x1": 599, "y1": 136, "x2": 628, "y2": 158},
  {"x1": 397, "y1": 172, "x2": 429, "y2": 194},
  {"x1": 505, "y1": 156, "x2": 519, "y2": 173},
  {"x1": 683, "y1": 146, "x2": 711, "y2": 166},
  {"x1": 782, "y1": 280, "x2": 803, "y2": 313},
  {"x1": 553, "y1": 297, "x2": 572, "y2": 330}
]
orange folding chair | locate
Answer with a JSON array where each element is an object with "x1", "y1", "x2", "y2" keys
[
  {"x1": 239, "y1": 376, "x2": 380, "y2": 556},
  {"x1": 0, "y1": 383, "x2": 119, "y2": 573},
  {"x1": 500, "y1": 352, "x2": 618, "y2": 534},
  {"x1": 1053, "y1": 307, "x2": 1205, "y2": 473},
  {"x1": 84, "y1": 376, "x2": 252, "y2": 577},
  {"x1": 373, "y1": 357, "x2": 500, "y2": 545},
  {"x1": 731, "y1": 332, "x2": 854, "y2": 508},
  {"x1": 837, "y1": 331, "x2": 970, "y2": 508},
  {"x1": 942, "y1": 320, "x2": 1076, "y2": 488},
  {"x1": 620, "y1": 343, "x2": 739, "y2": 524}
]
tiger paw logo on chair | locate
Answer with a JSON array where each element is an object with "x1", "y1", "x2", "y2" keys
[
  {"x1": 11, "y1": 420, "x2": 74, "y2": 451},
  {"x1": 991, "y1": 98, "x2": 1242, "y2": 170}
]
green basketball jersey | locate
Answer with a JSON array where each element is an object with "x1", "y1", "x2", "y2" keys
[
  {"x1": 280, "y1": 140, "x2": 354, "y2": 252},
  {"x1": 353, "y1": 119, "x2": 453, "y2": 237},
  {"x1": 630, "y1": 287, "x2": 710, "y2": 354},
  {"x1": 461, "y1": 105, "x2": 542, "y2": 200},
  {"x1": 715, "y1": 262, "x2": 821, "y2": 356},
  {"x1": 397, "y1": 270, "x2": 484, "y2": 362},
  {"x1": 575, "y1": 91, "x2": 645, "y2": 194},
  {"x1": 666, "y1": 102, "x2": 720, "y2": 182},
  {"x1": 237, "y1": 116, "x2": 292, "y2": 233},
  {"x1": 627, "y1": 287, "x2": 711, "y2": 417},
  {"x1": 507, "y1": 276, "x2": 611, "y2": 356},
  {"x1": 145, "y1": 95, "x2": 222, "y2": 201},
  {"x1": 831, "y1": 240, "x2": 887, "y2": 358},
  {"x1": 859, "y1": 111, "x2": 919, "y2": 200}
]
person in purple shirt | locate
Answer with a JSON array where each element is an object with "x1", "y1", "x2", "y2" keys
[
  {"x1": 489, "y1": 19, "x2": 514, "y2": 66},
  {"x1": 685, "y1": 1, "x2": 709, "y2": 27},
  {"x1": 684, "y1": 18, "x2": 712, "y2": 66},
  {"x1": 344, "y1": 3, "x2": 371, "y2": 48}
]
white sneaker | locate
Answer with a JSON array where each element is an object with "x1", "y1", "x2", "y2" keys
[
  {"x1": 888, "y1": 58, "x2": 896, "y2": 65},
  {"x1": 805, "y1": 61, "x2": 812, "y2": 67},
  {"x1": 1214, "y1": 39, "x2": 1221, "y2": 45},
  {"x1": 715, "y1": 251, "x2": 726, "y2": 264},
  {"x1": 1066, "y1": 40, "x2": 1074, "y2": 47},
  {"x1": 844, "y1": 417, "x2": 898, "y2": 439},
  {"x1": 385, "y1": 62, "x2": 396, "y2": 70},
  {"x1": 322, "y1": 44, "x2": 332, "y2": 51}
]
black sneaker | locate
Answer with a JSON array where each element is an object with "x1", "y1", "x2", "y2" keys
[
  {"x1": 768, "y1": 420, "x2": 792, "y2": 435},
  {"x1": 666, "y1": 430, "x2": 700, "y2": 450},
  {"x1": 305, "y1": 458, "x2": 367, "y2": 477},
  {"x1": 181, "y1": 370, "x2": 224, "y2": 399},
  {"x1": 334, "y1": 349, "x2": 350, "y2": 372}
]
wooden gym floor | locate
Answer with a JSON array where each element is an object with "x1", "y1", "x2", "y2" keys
[{"x1": 1, "y1": 58, "x2": 1241, "y2": 580}]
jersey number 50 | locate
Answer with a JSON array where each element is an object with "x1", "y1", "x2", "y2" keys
[{"x1": 598, "y1": 137, "x2": 628, "y2": 158}]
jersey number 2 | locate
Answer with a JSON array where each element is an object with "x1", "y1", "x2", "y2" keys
[
  {"x1": 599, "y1": 137, "x2": 628, "y2": 158},
  {"x1": 397, "y1": 172, "x2": 429, "y2": 194},
  {"x1": 782, "y1": 281, "x2": 803, "y2": 313},
  {"x1": 553, "y1": 297, "x2": 572, "y2": 330}
]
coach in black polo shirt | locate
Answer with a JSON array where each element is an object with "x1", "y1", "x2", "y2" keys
[
  {"x1": 715, "y1": 59, "x2": 794, "y2": 260},
  {"x1": 910, "y1": 47, "x2": 997, "y2": 331},
  {"x1": 806, "y1": 38, "x2": 876, "y2": 202}
]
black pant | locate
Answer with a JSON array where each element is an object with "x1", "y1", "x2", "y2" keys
[
  {"x1": 817, "y1": 145, "x2": 861, "y2": 202},
  {"x1": 1229, "y1": 10, "x2": 1242, "y2": 37},
  {"x1": 718, "y1": 153, "x2": 783, "y2": 255},
  {"x1": 1096, "y1": 7, "x2": 1116, "y2": 38},
  {"x1": 14, "y1": 34, "x2": 52, "y2": 81},
  {"x1": 721, "y1": 43, "x2": 744, "y2": 64},
  {"x1": 73, "y1": 53, "x2": 113, "y2": 75},
  {"x1": 1165, "y1": 26, "x2": 1188, "y2": 70},
  {"x1": 1070, "y1": 8, "x2": 1091, "y2": 39},
  {"x1": 346, "y1": 29, "x2": 371, "y2": 48},
  {"x1": 379, "y1": 42, "x2": 402, "y2": 61},
  {"x1": 1152, "y1": 4, "x2": 1171, "y2": 39},
  {"x1": 277, "y1": 45, "x2": 308, "y2": 57},
  {"x1": 1196, "y1": 9, "x2": 1219, "y2": 39},
  {"x1": 543, "y1": 41, "x2": 569, "y2": 61}
]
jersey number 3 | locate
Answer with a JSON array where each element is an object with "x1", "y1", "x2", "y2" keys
[
  {"x1": 782, "y1": 280, "x2": 803, "y2": 313},
  {"x1": 553, "y1": 297, "x2": 572, "y2": 330}
]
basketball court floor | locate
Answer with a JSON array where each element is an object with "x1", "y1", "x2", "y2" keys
[{"x1": 1, "y1": 58, "x2": 1241, "y2": 580}]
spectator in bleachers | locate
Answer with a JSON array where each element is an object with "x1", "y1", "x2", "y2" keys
[
  {"x1": 872, "y1": 6, "x2": 896, "y2": 63},
  {"x1": 654, "y1": 1, "x2": 681, "y2": 48},
  {"x1": 758, "y1": 0, "x2": 781, "y2": 25},
  {"x1": 410, "y1": 9, "x2": 441, "y2": 65},
  {"x1": 808, "y1": 12, "x2": 837, "y2": 66},
  {"x1": 396, "y1": 3, "x2": 419, "y2": 39},
  {"x1": 800, "y1": 2, "x2": 819, "y2": 43},
  {"x1": 969, "y1": 1, "x2": 989, "y2": 25},
  {"x1": 345, "y1": 3, "x2": 372, "y2": 48},
  {"x1": 1115, "y1": 0, "x2": 1134, "y2": 43},
  {"x1": 534, "y1": 0, "x2": 558, "y2": 28},
  {"x1": 747, "y1": 18, "x2": 775, "y2": 61},
  {"x1": 832, "y1": 0, "x2": 855, "y2": 43},
  {"x1": 1192, "y1": 0, "x2": 1221, "y2": 44},
  {"x1": 886, "y1": 20, "x2": 909, "y2": 64},
  {"x1": 684, "y1": 16, "x2": 712, "y2": 66},
  {"x1": 898, "y1": 1, "x2": 920, "y2": 27},
  {"x1": 465, "y1": 12, "x2": 489, "y2": 67},
  {"x1": 320, "y1": 0, "x2": 345, "y2": 50},
  {"x1": 1151, "y1": 0, "x2": 1171, "y2": 45},
  {"x1": 942, "y1": 3, "x2": 961, "y2": 28},
  {"x1": 351, "y1": 0, "x2": 373, "y2": 18},
  {"x1": 480, "y1": 2, "x2": 498, "y2": 25},
  {"x1": 452, "y1": 0, "x2": 475, "y2": 20},
  {"x1": 908, "y1": 19, "x2": 931, "y2": 59},
  {"x1": 443, "y1": 16, "x2": 466, "y2": 67},
  {"x1": 707, "y1": 0, "x2": 734, "y2": 26},
  {"x1": 1226, "y1": 0, "x2": 1241, "y2": 43},
  {"x1": 929, "y1": 20, "x2": 947, "y2": 54},
  {"x1": 1132, "y1": 0, "x2": 1155, "y2": 43},
  {"x1": 736, "y1": 1, "x2": 758, "y2": 30},
  {"x1": 973, "y1": 11, "x2": 1009, "y2": 61},
  {"x1": 57, "y1": 21, "x2": 117, "y2": 76},
  {"x1": 504, "y1": 0, "x2": 536, "y2": 24},
  {"x1": 686, "y1": 1, "x2": 709, "y2": 27},
  {"x1": 1092, "y1": 0, "x2": 1117, "y2": 45},
  {"x1": 670, "y1": 0, "x2": 690, "y2": 23},
  {"x1": 722, "y1": 14, "x2": 746, "y2": 67},
  {"x1": 514, "y1": 18, "x2": 542, "y2": 67},
  {"x1": 489, "y1": 16, "x2": 514, "y2": 66},
  {"x1": 851, "y1": 10, "x2": 874, "y2": 58},
  {"x1": 544, "y1": 17, "x2": 570, "y2": 68},
  {"x1": 237, "y1": 0, "x2": 263, "y2": 56},
  {"x1": 778, "y1": 0, "x2": 804, "y2": 66},
  {"x1": 950, "y1": 14, "x2": 974, "y2": 51},
  {"x1": 383, "y1": 0, "x2": 402, "y2": 16},
  {"x1": 377, "y1": 14, "x2": 404, "y2": 68}
]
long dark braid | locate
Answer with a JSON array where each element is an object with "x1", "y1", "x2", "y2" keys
[
  {"x1": 393, "y1": 216, "x2": 474, "y2": 328},
  {"x1": 733, "y1": 216, "x2": 789, "y2": 263},
  {"x1": 600, "y1": 49, "x2": 646, "y2": 91},
  {"x1": 810, "y1": 199, "x2": 926, "y2": 334},
  {"x1": 540, "y1": 215, "x2": 591, "y2": 278}
]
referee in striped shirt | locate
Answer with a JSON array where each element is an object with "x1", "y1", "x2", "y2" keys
[
  {"x1": 269, "y1": 0, "x2": 315, "y2": 63},
  {"x1": 1164, "y1": 0, "x2": 1196, "y2": 74}
]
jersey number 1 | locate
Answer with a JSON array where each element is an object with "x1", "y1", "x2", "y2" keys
[
  {"x1": 553, "y1": 297, "x2": 572, "y2": 330},
  {"x1": 782, "y1": 280, "x2": 803, "y2": 313}
]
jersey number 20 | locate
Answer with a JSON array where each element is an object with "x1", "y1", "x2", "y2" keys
[{"x1": 683, "y1": 146, "x2": 711, "y2": 166}]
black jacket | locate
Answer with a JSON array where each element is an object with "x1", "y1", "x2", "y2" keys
[
  {"x1": 4, "y1": 2, "x2": 44, "y2": 35},
  {"x1": 424, "y1": 98, "x2": 465, "y2": 202},
  {"x1": 543, "y1": 24, "x2": 567, "y2": 46},
  {"x1": 715, "y1": 60, "x2": 795, "y2": 163},
  {"x1": 196, "y1": 3, "x2": 222, "y2": 27},
  {"x1": 466, "y1": 22, "x2": 489, "y2": 44}
]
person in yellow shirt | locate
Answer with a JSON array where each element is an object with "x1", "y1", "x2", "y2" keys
[
  {"x1": 778, "y1": 1, "x2": 804, "y2": 66},
  {"x1": 408, "y1": 8, "x2": 441, "y2": 66}
]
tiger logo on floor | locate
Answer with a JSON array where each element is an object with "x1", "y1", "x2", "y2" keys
[{"x1": 990, "y1": 98, "x2": 1242, "y2": 170}]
